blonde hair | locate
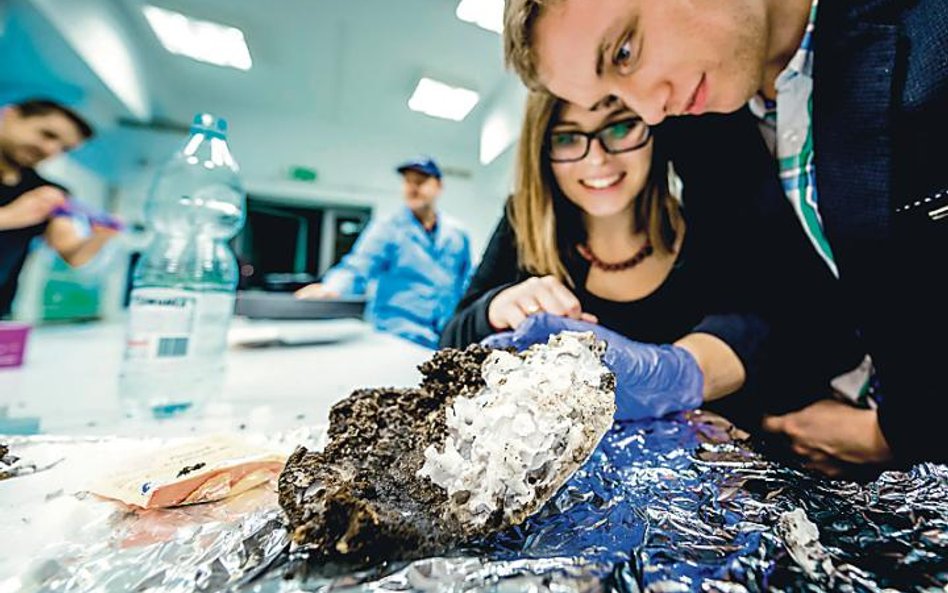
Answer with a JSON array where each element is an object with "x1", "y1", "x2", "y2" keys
[
  {"x1": 508, "y1": 91, "x2": 683, "y2": 286},
  {"x1": 503, "y1": 0, "x2": 557, "y2": 91}
]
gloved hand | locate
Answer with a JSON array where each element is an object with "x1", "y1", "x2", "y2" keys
[{"x1": 481, "y1": 313, "x2": 704, "y2": 421}]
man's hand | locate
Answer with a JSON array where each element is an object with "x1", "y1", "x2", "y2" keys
[
  {"x1": 0, "y1": 185, "x2": 66, "y2": 230},
  {"x1": 762, "y1": 399, "x2": 892, "y2": 476},
  {"x1": 488, "y1": 275, "x2": 597, "y2": 330},
  {"x1": 295, "y1": 283, "x2": 340, "y2": 300}
]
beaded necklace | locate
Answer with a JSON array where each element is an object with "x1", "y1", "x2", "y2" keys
[{"x1": 576, "y1": 241, "x2": 653, "y2": 272}]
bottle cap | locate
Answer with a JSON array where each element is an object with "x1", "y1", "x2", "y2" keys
[{"x1": 190, "y1": 113, "x2": 228, "y2": 138}]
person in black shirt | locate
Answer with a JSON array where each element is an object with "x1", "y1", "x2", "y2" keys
[
  {"x1": 442, "y1": 92, "x2": 865, "y2": 453},
  {"x1": 443, "y1": 92, "x2": 699, "y2": 347},
  {"x1": 0, "y1": 99, "x2": 118, "y2": 318}
]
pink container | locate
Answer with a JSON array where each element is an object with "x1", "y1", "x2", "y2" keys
[{"x1": 0, "y1": 322, "x2": 31, "y2": 368}]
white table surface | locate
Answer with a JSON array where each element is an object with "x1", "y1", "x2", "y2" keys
[{"x1": 0, "y1": 319, "x2": 432, "y2": 438}]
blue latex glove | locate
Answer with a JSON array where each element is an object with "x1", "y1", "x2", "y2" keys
[
  {"x1": 481, "y1": 313, "x2": 704, "y2": 421},
  {"x1": 53, "y1": 199, "x2": 125, "y2": 231}
]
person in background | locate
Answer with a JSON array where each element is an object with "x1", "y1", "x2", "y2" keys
[
  {"x1": 0, "y1": 98, "x2": 120, "y2": 319},
  {"x1": 296, "y1": 157, "x2": 473, "y2": 348},
  {"x1": 442, "y1": 91, "x2": 861, "y2": 431},
  {"x1": 501, "y1": 0, "x2": 947, "y2": 471}
]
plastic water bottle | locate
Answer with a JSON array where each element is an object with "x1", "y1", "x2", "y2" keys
[{"x1": 119, "y1": 113, "x2": 246, "y2": 418}]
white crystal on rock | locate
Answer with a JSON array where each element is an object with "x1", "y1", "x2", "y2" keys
[{"x1": 418, "y1": 331, "x2": 616, "y2": 527}]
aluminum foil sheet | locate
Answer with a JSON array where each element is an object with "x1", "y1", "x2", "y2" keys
[{"x1": 1, "y1": 413, "x2": 945, "y2": 593}]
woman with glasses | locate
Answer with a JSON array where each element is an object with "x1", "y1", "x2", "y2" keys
[
  {"x1": 441, "y1": 91, "x2": 713, "y2": 348},
  {"x1": 439, "y1": 92, "x2": 873, "y2": 473}
]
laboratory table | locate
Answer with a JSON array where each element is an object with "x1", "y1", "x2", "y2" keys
[{"x1": 0, "y1": 319, "x2": 430, "y2": 437}]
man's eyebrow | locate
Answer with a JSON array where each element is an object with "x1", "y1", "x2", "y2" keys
[
  {"x1": 595, "y1": 37, "x2": 609, "y2": 78},
  {"x1": 588, "y1": 95, "x2": 618, "y2": 112}
]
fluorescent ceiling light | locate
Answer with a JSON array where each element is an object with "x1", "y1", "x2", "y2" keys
[
  {"x1": 456, "y1": 0, "x2": 503, "y2": 34},
  {"x1": 408, "y1": 77, "x2": 479, "y2": 122},
  {"x1": 143, "y1": 5, "x2": 252, "y2": 71}
]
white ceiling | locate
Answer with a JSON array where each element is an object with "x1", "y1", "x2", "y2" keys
[{"x1": 122, "y1": 0, "x2": 508, "y2": 135}]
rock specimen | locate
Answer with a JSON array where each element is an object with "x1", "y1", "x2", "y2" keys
[{"x1": 278, "y1": 332, "x2": 615, "y2": 565}]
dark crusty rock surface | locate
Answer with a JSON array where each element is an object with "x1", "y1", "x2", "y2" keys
[
  {"x1": 278, "y1": 333, "x2": 617, "y2": 568},
  {"x1": 277, "y1": 345, "x2": 494, "y2": 565}
]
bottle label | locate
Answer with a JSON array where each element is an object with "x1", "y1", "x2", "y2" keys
[{"x1": 125, "y1": 288, "x2": 234, "y2": 362}]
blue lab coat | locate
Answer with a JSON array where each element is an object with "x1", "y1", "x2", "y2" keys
[{"x1": 322, "y1": 206, "x2": 473, "y2": 348}]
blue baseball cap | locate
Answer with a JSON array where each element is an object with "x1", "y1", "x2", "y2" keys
[{"x1": 396, "y1": 156, "x2": 442, "y2": 180}]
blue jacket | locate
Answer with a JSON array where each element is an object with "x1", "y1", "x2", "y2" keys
[
  {"x1": 322, "y1": 206, "x2": 472, "y2": 348},
  {"x1": 809, "y1": 0, "x2": 947, "y2": 463},
  {"x1": 662, "y1": 0, "x2": 947, "y2": 464}
]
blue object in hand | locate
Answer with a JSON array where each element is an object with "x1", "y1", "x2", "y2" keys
[
  {"x1": 481, "y1": 313, "x2": 704, "y2": 421},
  {"x1": 53, "y1": 199, "x2": 125, "y2": 231}
]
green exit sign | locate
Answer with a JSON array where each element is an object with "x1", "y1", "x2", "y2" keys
[{"x1": 288, "y1": 165, "x2": 318, "y2": 182}]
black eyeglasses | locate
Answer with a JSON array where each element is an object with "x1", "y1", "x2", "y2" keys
[{"x1": 547, "y1": 117, "x2": 651, "y2": 163}]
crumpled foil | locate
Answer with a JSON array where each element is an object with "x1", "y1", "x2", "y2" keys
[{"x1": 1, "y1": 413, "x2": 945, "y2": 592}]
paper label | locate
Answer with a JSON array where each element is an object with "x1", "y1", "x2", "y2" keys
[
  {"x1": 89, "y1": 434, "x2": 286, "y2": 509},
  {"x1": 125, "y1": 288, "x2": 234, "y2": 361}
]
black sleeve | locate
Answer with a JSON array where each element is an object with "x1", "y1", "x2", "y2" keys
[
  {"x1": 658, "y1": 114, "x2": 775, "y2": 396},
  {"x1": 688, "y1": 216, "x2": 865, "y2": 420},
  {"x1": 690, "y1": 230, "x2": 865, "y2": 417},
  {"x1": 663, "y1": 112, "x2": 865, "y2": 418},
  {"x1": 439, "y1": 212, "x2": 525, "y2": 348},
  {"x1": 692, "y1": 312, "x2": 771, "y2": 379}
]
